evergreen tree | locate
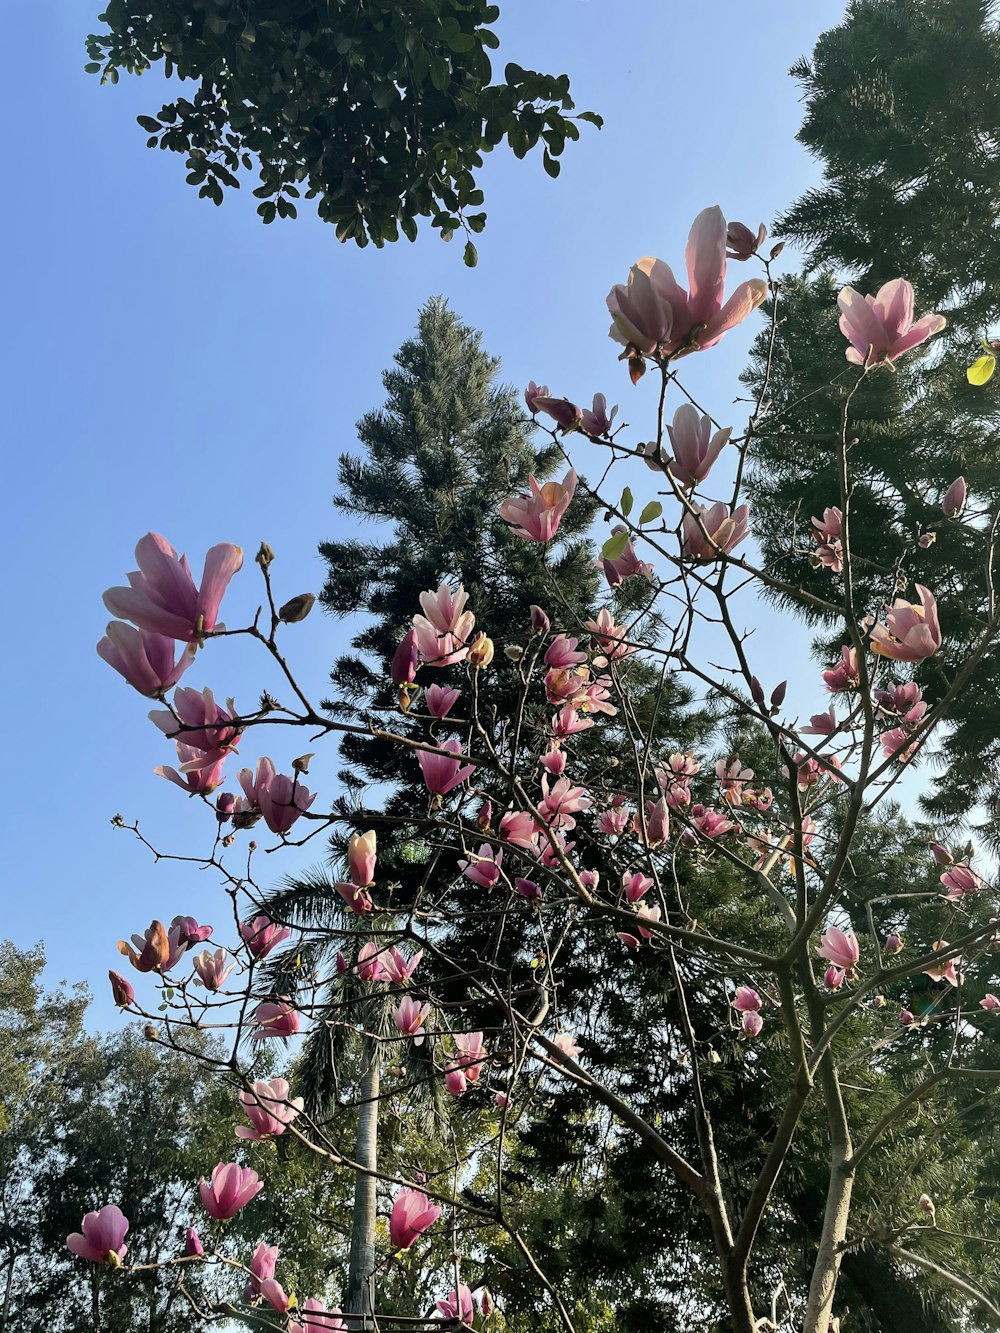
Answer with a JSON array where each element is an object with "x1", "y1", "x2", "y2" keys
[{"x1": 744, "y1": 0, "x2": 1000, "y2": 823}]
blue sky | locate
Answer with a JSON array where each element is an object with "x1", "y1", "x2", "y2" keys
[{"x1": 3, "y1": 0, "x2": 849, "y2": 1021}]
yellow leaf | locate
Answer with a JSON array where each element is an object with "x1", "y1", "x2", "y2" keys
[{"x1": 967, "y1": 354, "x2": 996, "y2": 385}]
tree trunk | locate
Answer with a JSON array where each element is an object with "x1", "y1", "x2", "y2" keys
[{"x1": 346, "y1": 1035, "x2": 380, "y2": 1329}]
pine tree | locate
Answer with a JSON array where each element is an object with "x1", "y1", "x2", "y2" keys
[{"x1": 744, "y1": 0, "x2": 1000, "y2": 824}]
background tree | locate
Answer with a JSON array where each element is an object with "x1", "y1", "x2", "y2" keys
[
  {"x1": 84, "y1": 0, "x2": 600, "y2": 258},
  {"x1": 744, "y1": 0, "x2": 1000, "y2": 823}
]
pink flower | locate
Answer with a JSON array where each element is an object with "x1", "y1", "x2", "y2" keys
[
  {"x1": 540, "y1": 746, "x2": 567, "y2": 775},
  {"x1": 381, "y1": 946, "x2": 423, "y2": 984},
  {"x1": 391, "y1": 628, "x2": 419, "y2": 685},
  {"x1": 606, "y1": 206, "x2": 767, "y2": 359},
  {"x1": 459, "y1": 844, "x2": 503, "y2": 887},
  {"x1": 193, "y1": 948, "x2": 234, "y2": 990},
  {"x1": 103, "y1": 533, "x2": 243, "y2": 642},
  {"x1": 884, "y1": 933, "x2": 904, "y2": 955},
  {"x1": 290, "y1": 1302, "x2": 345, "y2": 1333},
  {"x1": 818, "y1": 926, "x2": 860, "y2": 973},
  {"x1": 261, "y1": 1278, "x2": 290, "y2": 1313},
  {"x1": 389, "y1": 1187, "x2": 442, "y2": 1249},
  {"x1": 553, "y1": 1032, "x2": 581, "y2": 1060},
  {"x1": 118, "y1": 920, "x2": 183, "y2": 975},
  {"x1": 940, "y1": 862, "x2": 980, "y2": 900},
  {"x1": 108, "y1": 970, "x2": 134, "y2": 1007},
  {"x1": 824, "y1": 964, "x2": 845, "y2": 990},
  {"x1": 623, "y1": 871, "x2": 653, "y2": 903},
  {"x1": 184, "y1": 1227, "x2": 203, "y2": 1256},
  {"x1": 636, "y1": 903, "x2": 661, "y2": 939},
  {"x1": 245, "y1": 1241, "x2": 279, "y2": 1297},
  {"x1": 348, "y1": 831, "x2": 377, "y2": 887},
  {"x1": 239, "y1": 758, "x2": 315, "y2": 835},
  {"x1": 525, "y1": 381, "x2": 549, "y2": 414},
  {"x1": 598, "y1": 527, "x2": 654, "y2": 586},
  {"x1": 837, "y1": 279, "x2": 946, "y2": 367},
  {"x1": 551, "y1": 705, "x2": 594, "y2": 738},
  {"x1": 666, "y1": 404, "x2": 732, "y2": 488},
  {"x1": 445, "y1": 1065, "x2": 468, "y2": 1096},
  {"x1": 942, "y1": 477, "x2": 967, "y2": 518},
  {"x1": 980, "y1": 994, "x2": 1000, "y2": 1010},
  {"x1": 581, "y1": 392, "x2": 618, "y2": 437},
  {"x1": 900, "y1": 1009, "x2": 916, "y2": 1027},
  {"x1": 741, "y1": 1010, "x2": 764, "y2": 1039},
  {"x1": 533, "y1": 396, "x2": 583, "y2": 432},
  {"x1": 453, "y1": 1031, "x2": 487, "y2": 1080},
  {"x1": 691, "y1": 805, "x2": 735, "y2": 839},
  {"x1": 810, "y1": 507, "x2": 843, "y2": 572},
  {"x1": 198, "y1": 1163, "x2": 263, "y2": 1220},
  {"x1": 155, "y1": 742, "x2": 227, "y2": 795},
  {"x1": 823, "y1": 647, "x2": 859, "y2": 693},
  {"x1": 335, "y1": 881, "x2": 375, "y2": 915},
  {"x1": 417, "y1": 739, "x2": 477, "y2": 795},
  {"x1": 544, "y1": 634, "x2": 588, "y2": 669},
  {"x1": 500, "y1": 467, "x2": 577, "y2": 543},
  {"x1": 436, "y1": 1285, "x2": 476, "y2": 1325},
  {"x1": 923, "y1": 941, "x2": 962, "y2": 986},
  {"x1": 67, "y1": 1205, "x2": 129, "y2": 1265},
  {"x1": 239, "y1": 915, "x2": 291, "y2": 959},
  {"x1": 394, "y1": 996, "x2": 431, "y2": 1044},
  {"x1": 682, "y1": 503, "x2": 750, "y2": 560},
  {"x1": 530, "y1": 605, "x2": 551, "y2": 633},
  {"x1": 237, "y1": 1078, "x2": 303, "y2": 1140},
  {"x1": 515, "y1": 876, "x2": 542, "y2": 901},
  {"x1": 418, "y1": 583, "x2": 474, "y2": 637},
  {"x1": 870, "y1": 585, "x2": 942, "y2": 661},
  {"x1": 929, "y1": 842, "x2": 952, "y2": 866},
  {"x1": 726, "y1": 221, "x2": 767, "y2": 261},
  {"x1": 642, "y1": 796, "x2": 671, "y2": 846},
  {"x1": 425, "y1": 684, "x2": 460, "y2": 718},
  {"x1": 355, "y1": 942, "x2": 388, "y2": 983},
  {"x1": 732, "y1": 986, "x2": 761, "y2": 1013},
  {"x1": 584, "y1": 608, "x2": 634, "y2": 661},
  {"x1": 538, "y1": 775, "x2": 592, "y2": 829},
  {"x1": 98, "y1": 622, "x2": 195, "y2": 697},
  {"x1": 252, "y1": 1000, "x2": 300, "y2": 1040},
  {"x1": 150, "y1": 686, "x2": 241, "y2": 766}
]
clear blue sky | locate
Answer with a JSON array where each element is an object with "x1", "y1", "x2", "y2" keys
[{"x1": 3, "y1": 0, "x2": 849, "y2": 1022}]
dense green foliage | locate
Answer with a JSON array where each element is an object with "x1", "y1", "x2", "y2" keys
[{"x1": 84, "y1": 0, "x2": 600, "y2": 258}]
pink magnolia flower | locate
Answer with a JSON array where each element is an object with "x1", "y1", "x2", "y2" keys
[
  {"x1": 239, "y1": 758, "x2": 315, "y2": 835},
  {"x1": 980, "y1": 994, "x2": 1000, "y2": 1011},
  {"x1": 551, "y1": 705, "x2": 594, "y2": 738},
  {"x1": 500, "y1": 467, "x2": 577, "y2": 543},
  {"x1": 623, "y1": 871, "x2": 654, "y2": 903},
  {"x1": 599, "y1": 805, "x2": 631, "y2": 836},
  {"x1": 552, "y1": 1032, "x2": 581, "y2": 1059},
  {"x1": 436, "y1": 1285, "x2": 476, "y2": 1325},
  {"x1": 150, "y1": 686, "x2": 241, "y2": 767},
  {"x1": 391, "y1": 628, "x2": 419, "y2": 686},
  {"x1": 118, "y1": 919, "x2": 184, "y2": 974},
  {"x1": 540, "y1": 746, "x2": 567, "y2": 775},
  {"x1": 581, "y1": 392, "x2": 618, "y2": 437},
  {"x1": 445, "y1": 1065, "x2": 469, "y2": 1096},
  {"x1": 418, "y1": 739, "x2": 477, "y2": 795},
  {"x1": 824, "y1": 964, "x2": 845, "y2": 990},
  {"x1": 530, "y1": 604, "x2": 551, "y2": 633},
  {"x1": 390, "y1": 1187, "x2": 442, "y2": 1249},
  {"x1": 418, "y1": 584, "x2": 474, "y2": 637},
  {"x1": 941, "y1": 862, "x2": 981, "y2": 899},
  {"x1": 823, "y1": 646, "x2": 859, "y2": 693},
  {"x1": 837, "y1": 279, "x2": 946, "y2": 367},
  {"x1": 103, "y1": 533, "x2": 243, "y2": 642},
  {"x1": 606, "y1": 206, "x2": 767, "y2": 359},
  {"x1": 394, "y1": 996, "x2": 431, "y2": 1044},
  {"x1": 237, "y1": 1078, "x2": 303, "y2": 1140},
  {"x1": 261, "y1": 1278, "x2": 290, "y2": 1313},
  {"x1": 515, "y1": 876, "x2": 542, "y2": 901},
  {"x1": 198, "y1": 1163, "x2": 263, "y2": 1220},
  {"x1": 666, "y1": 404, "x2": 732, "y2": 488},
  {"x1": 538, "y1": 775, "x2": 592, "y2": 829},
  {"x1": 382, "y1": 945, "x2": 423, "y2": 985},
  {"x1": 636, "y1": 903, "x2": 661, "y2": 939},
  {"x1": 682, "y1": 502, "x2": 750, "y2": 560},
  {"x1": 354, "y1": 941, "x2": 388, "y2": 983},
  {"x1": 929, "y1": 842, "x2": 952, "y2": 866},
  {"x1": 818, "y1": 926, "x2": 860, "y2": 973},
  {"x1": 732, "y1": 986, "x2": 761, "y2": 1013},
  {"x1": 459, "y1": 844, "x2": 503, "y2": 887},
  {"x1": 923, "y1": 941, "x2": 962, "y2": 986},
  {"x1": 691, "y1": 805, "x2": 734, "y2": 839},
  {"x1": 580, "y1": 869, "x2": 600, "y2": 891},
  {"x1": 598, "y1": 527, "x2": 654, "y2": 586},
  {"x1": 245, "y1": 1241, "x2": 279, "y2": 1297},
  {"x1": 741, "y1": 1010, "x2": 764, "y2": 1039},
  {"x1": 348, "y1": 831, "x2": 377, "y2": 887},
  {"x1": 155, "y1": 742, "x2": 228, "y2": 796},
  {"x1": 289, "y1": 1300, "x2": 345, "y2": 1333},
  {"x1": 642, "y1": 796, "x2": 671, "y2": 846},
  {"x1": 108, "y1": 970, "x2": 134, "y2": 1007},
  {"x1": 425, "y1": 684, "x2": 460, "y2": 718},
  {"x1": 584, "y1": 608, "x2": 634, "y2": 661},
  {"x1": 97, "y1": 622, "x2": 195, "y2": 697},
  {"x1": 726, "y1": 220, "x2": 767, "y2": 261},
  {"x1": 533, "y1": 395, "x2": 583, "y2": 432},
  {"x1": 193, "y1": 948, "x2": 234, "y2": 991},
  {"x1": 239, "y1": 915, "x2": 291, "y2": 959},
  {"x1": 870, "y1": 585, "x2": 941, "y2": 661},
  {"x1": 67, "y1": 1205, "x2": 129, "y2": 1265},
  {"x1": 184, "y1": 1227, "x2": 203, "y2": 1257},
  {"x1": 453, "y1": 1031, "x2": 487, "y2": 1080},
  {"x1": 900, "y1": 1009, "x2": 916, "y2": 1027},
  {"x1": 544, "y1": 634, "x2": 587, "y2": 669},
  {"x1": 172, "y1": 916, "x2": 213, "y2": 948},
  {"x1": 884, "y1": 933, "x2": 904, "y2": 955},
  {"x1": 942, "y1": 476, "x2": 967, "y2": 518},
  {"x1": 252, "y1": 1000, "x2": 300, "y2": 1040},
  {"x1": 525, "y1": 380, "x2": 549, "y2": 413},
  {"x1": 716, "y1": 757, "x2": 753, "y2": 802},
  {"x1": 802, "y1": 706, "x2": 837, "y2": 737},
  {"x1": 810, "y1": 507, "x2": 843, "y2": 572}
]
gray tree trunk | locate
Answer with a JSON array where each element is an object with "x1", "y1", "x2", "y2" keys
[{"x1": 346, "y1": 1035, "x2": 380, "y2": 1329}]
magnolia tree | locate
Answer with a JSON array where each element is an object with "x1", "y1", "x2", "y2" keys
[{"x1": 79, "y1": 205, "x2": 1000, "y2": 1333}]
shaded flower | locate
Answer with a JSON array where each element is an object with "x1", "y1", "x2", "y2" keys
[
  {"x1": 239, "y1": 915, "x2": 292, "y2": 959},
  {"x1": 394, "y1": 996, "x2": 431, "y2": 1044},
  {"x1": 252, "y1": 1000, "x2": 300, "y2": 1040},
  {"x1": 103, "y1": 533, "x2": 243, "y2": 642},
  {"x1": 417, "y1": 739, "x2": 476, "y2": 795},
  {"x1": 198, "y1": 1163, "x2": 262, "y2": 1220},
  {"x1": 237, "y1": 1078, "x2": 303, "y2": 1141},
  {"x1": 681, "y1": 503, "x2": 750, "y2": 560},
  {"x1": 67, "y1": 1205, "x2": 129, "y2": 1265},
  {"x1": 98, "y1": 622, "x2": 195, "y2": 697},
  {"x1": 666, "y1": 404, "x2": 732, "y2": 488},
  {"x1": 870, "y1": 585, "x2": 942, "y2": 661},
  {"x1": 390, "y1": 1188, "x2": 442, "y2": 1249},
  {"x1": 818, "y1": 926, "x2": 859, "y2": 973},
  {"x1": 499, "y1": 468, "x2": 577, "y2": 543},
  {"x1": 838, "y1": 279, "x2": 945, "y2": 367}
]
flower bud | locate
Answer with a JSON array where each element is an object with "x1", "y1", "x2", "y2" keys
[
  {"x1": 108, "y1": 970, "x2": 135, "y2": 1007},
  {"x1": 530, "y1": 605, "x2": 550, "y2": 634},
  {"x1": 144, "y1": 1025, "x2": 159, "y2": 1041},
  {"x1": 770, "y1": 681, "x2": 787, "y2": 710},
  {"x1": 900, "y1": 1009, "x2": 915, "y2": 1027},
  {"x1": 942, "y1": 476, "x2": 967, "y2": 519},
  {"x1": 468, "y1": 633, "x2": 495, "y2": 668},
  {"x1": 185, "y1": 1227, "x2": 204, "y2": 1257},
  {"x1": 278, "y1": 592, "x2": 316, "y2": 623},
  {"x1": 929, "y1": 842, "x2": 952, "y2": 865},
  {"x1": 256, "y1": 542, "x2": 276, "y2": 569},
  {"x1": 884, "y1": 932, "x2": 904, "y2": 955},
  {"x1": 292, "y1": 753, "x2": 314, "y2": 774},
  {"x1": 919, "y1": 1193, "x2": 936, "y2": 1221},
  {"x1": 726, "y1": 221, "x2": 767, "y2": 261},
  {"x1": 750, "y1": 676, "x2": 765, "y2": 708},
  {"x1": 917, "y1": 532, "x2": 936, "y2": 548},
  {"x1": 504, "y1": 644, "x2": 524, "y2": 661}
]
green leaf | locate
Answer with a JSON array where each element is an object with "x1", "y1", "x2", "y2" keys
[
  {"x1": 542, "y1": 151, "x2": 560, "y2": 179},
  {"x1": 620, "y1": 487, "x2": 634, "y2": 517},
  {"x1": 601, "y1": 530, "x2": 630, "y2": 561},
  {"x1": 577, "y1": 110, "x2": 604, "y2": 128},
  {"x1": 84, "y1": 61, "x2": 103, "y2": 74},
  {"x1": 463, "y1": 240, "x2": 478, "y2": 268},
  {"x1": 638, "y1": 500, "x2": 663, "y2": 525}
]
